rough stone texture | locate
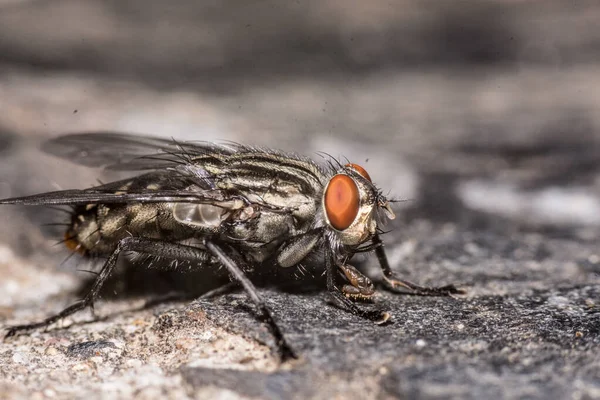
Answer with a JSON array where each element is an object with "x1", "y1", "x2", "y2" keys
[{"x1": 1, "y1": 1, "x2": 600, "y2": 399}]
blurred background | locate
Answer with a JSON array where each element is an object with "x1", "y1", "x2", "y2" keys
[
  {"x1": 0, "y1": 0, "x2": 599, "y2": 304},
  {"x1": 1, "y1": 2, "x2": 600, "y2": 397}
]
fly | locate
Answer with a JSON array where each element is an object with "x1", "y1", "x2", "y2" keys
[{"x1": 1, "y1": 132, "x2": 464, "y2": 360}]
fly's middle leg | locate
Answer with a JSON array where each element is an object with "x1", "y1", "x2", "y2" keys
[
  {"x1": 372, "y1": 234, "x2": 466, "y2": 296},
  {"x1": 204, "y1": 240, "x2": 297, "y2": 361}
]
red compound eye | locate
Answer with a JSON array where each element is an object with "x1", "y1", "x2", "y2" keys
[
  {"x1": 345, "y1": 163, "x2": 372, "y2": 182},
  {"x1": 324, "y1": 174, "x2": 360, "y2": 230}
]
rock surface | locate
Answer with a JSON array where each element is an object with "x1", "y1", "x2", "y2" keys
[{"x1": 1, "y1": 1, "x2": 599, "y2": 399}]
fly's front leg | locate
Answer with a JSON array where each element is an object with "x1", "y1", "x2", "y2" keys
[
  {"x1": 325, "y1": 246, "x2": 389, "y2": 324},
  {"x1": 339, "y1": 264, "x2": 375, "y2": 301},
  {"x1": 276, "y1": 229, "x2": 321, "y2": 268},
  {"x1": 373, "y1": 233, "x2": 465, "y2": 296}
]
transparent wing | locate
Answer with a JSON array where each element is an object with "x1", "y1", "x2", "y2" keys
[
  {"x1": 40, "y1": 132, "x2": 329, "y2": 198},
  {"x1": 42, "y1": 132, "x2": 239, "y2": 170}
]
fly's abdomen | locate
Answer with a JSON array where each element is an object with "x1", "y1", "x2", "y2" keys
[
  {"x1": 65, "y1": 205, "x2": 105, "y2": 255},
  {"x1": 65, "y1": 202, "x2": 191, "y2": 255}
]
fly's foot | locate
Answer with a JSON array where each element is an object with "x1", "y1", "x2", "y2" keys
[
  {"x1": 5, "y1": 323, "x2": 37, "y2": 339},
  {"x1": 375, "y1": 311, "x2": 391, "y2": 325},
  {"x1": 4, "y1": 298, "x2": 93, "y2": 340},
  {"x1": 5, "y1": 318, "x2": 62, "y2": 339},
  {"x1": 328, "y1": 288, "x2": 390, "y2": 324},
  {"x1": 350, "y1": 307, "x2": 390, "y2": 325},
  {"x1": 336, "y1": 264, "x2": 391, "y2": 322},
  {"x1": 383, "y1": 276, "x2": 466, "y2": 297},
  {"x1": 278, "y1": 340, "x2": 298, "y2": 362},
  {"x1": 342, "y1": 285, "x2": 374, "y2": 301}
]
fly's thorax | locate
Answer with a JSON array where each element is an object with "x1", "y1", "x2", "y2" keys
[
  {"x1": 244, "y1": 191, "x2": 317, "y2": 225},
  {"x1": 173, "y1": 196, "x2": 301, "y2": 263},
  {"x1": 228, "y1": 208, "x2": 299, "y2": 263},
  {"x1": 322, "y1": 164, "x2": 394, "y2": 246},
  {"x1": 215, "y1": 176, "x2": 318, "y2": 225}
]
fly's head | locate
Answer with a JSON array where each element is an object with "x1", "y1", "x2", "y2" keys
[{"x1": 322, "y1": 163, "x2": 396, "y2": 247}]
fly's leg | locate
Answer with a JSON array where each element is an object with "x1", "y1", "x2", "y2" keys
[
  {"x1": 204, "y1": 240, "x2": 297, "y2": 361},
  {"x1": 5, "y1": 238, "x2": 131, "y2": 336},
  {"x1": 276, "y1": 229, "x2": 321, "y2": 268},
  {"x1": 325, "y1": 246, "x2": 389, "y2": 324},
  {"x1": 373, "y1": 234, "x2": 466, "y2": 296},
  {"x1": 5, "y1": 237, "x2": 296, "y2": 361},
  {"x1": 4, "y1": 237, "x2": 213, "y2": 338},
  {"x1": 339, "y1": 264, "x2": 375, "y2": 301}
]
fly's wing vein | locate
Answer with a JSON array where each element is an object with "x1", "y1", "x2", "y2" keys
[
  {"x1": 42, "y1": 132, "x2": 238, "y2": 170},
  {"x1": 0, "y1": 188, "x2": 228, "y2": 206},
  {"x1": 42, "y1": 133, "x2": 330, "y2": 186}
]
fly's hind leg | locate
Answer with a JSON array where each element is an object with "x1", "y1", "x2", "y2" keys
[
  {"x1": 5, "y1": 236, "x2": 213, "y2": 338},
  {"x1": 6, "y1": 237, "x2": 297, "y2": 361},
  {"x1": 373, "y1": 234, "x2": 466, "y2": 296}
]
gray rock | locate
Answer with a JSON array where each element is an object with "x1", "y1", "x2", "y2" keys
[{"x1": 1, "y1": 1, "x2": 600, "y2": 399}]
